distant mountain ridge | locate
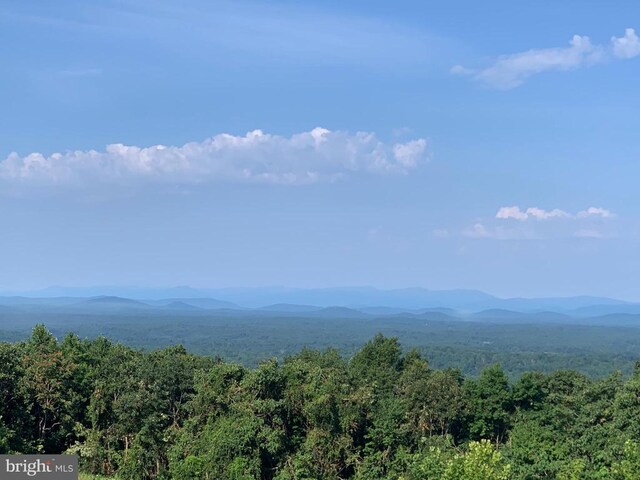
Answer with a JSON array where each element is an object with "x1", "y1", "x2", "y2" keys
[
  {"x1": 83, "y1": 296, "x2": 148, "y2": 306},
  {"x1": 1, "y1": 293, "x2": 640, "y2": 326},
  {"x1": 0, "y1": 286, "x2": 635, "y2": 316}
]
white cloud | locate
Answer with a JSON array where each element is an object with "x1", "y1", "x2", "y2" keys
[
  {"x1": 496, "y1": 206, "x2": 529, "y2": 221},
  {"x1": 0, "y1": 128, "x2": 428, "y2": 189},
  {"x1": 454, "y1": 28, "x2": 640, "y2": 88},
  {"x1": 525, "y1": 207, "x2": 570, "y2": 220},
  {"x1": 464, "y1": 206, "x2": 616, "y2": 241},
  {"x1": 612, "y1": 28, "x2": 640, "y2": 59},
  {"x1": 477, "y1": 35, "x2": 600, "y2": 89},
  {"x1": 392, "y1": 139, "x2": 428, "y2": 168},
  {"x1": 496, "y1": 206, "x2": 613, "y2": 221},
  {"x1": 577, "y1": 207, "x2": 613, "y2": 218}
]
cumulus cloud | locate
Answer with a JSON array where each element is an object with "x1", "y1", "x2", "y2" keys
[
  {"x1": 524, "y1": 207, "x2": 571, "y2": 220},
  {"x1": 0, "y1": 128, "x2": 428, "y2": 189},
  {"x1": 496, "y1": 206, "x2": 530, "y2": 221},
  {"x1": 453, "y1": 28, "x2": 640, "y2": 88},
  {"x1": 612, "y1": 28, "x2": 640, "y2": 59},
  {"x1": 577, "y1": 207, "x2": 613, "y2": 218},
  {"x1": 496, "y1": 206, "x2": 613, "y2": 221},
  {"x1": 392, "y1": 139, "x2": 428, "y2": 168}
]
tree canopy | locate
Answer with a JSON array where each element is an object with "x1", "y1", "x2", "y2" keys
[{"x1": 1, "y1": 325, "x2": 640, "y2": 479}]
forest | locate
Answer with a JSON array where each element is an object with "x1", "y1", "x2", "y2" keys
[
  {"x1": 3, "y1": 325, "x2": 640, "y2": 479},
  {"x1": 2, "y1": 309, "x2": 640, "y2": 378}
]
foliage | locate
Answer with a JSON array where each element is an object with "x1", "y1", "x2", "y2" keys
[
  {"x1": 3, "y1": 325, "x2": 640, "y2": 479},
  {"x1": 3, "y1": 311, "x2": 640, "y2": 378}
]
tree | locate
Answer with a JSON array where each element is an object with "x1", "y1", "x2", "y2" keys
[
  {"x1": 20, "y1": 325, "x2": 79, "y2": 452},
  {"x1": 398, "y1": 362, "x2": 465, "y2": 441},
  {"x1": 0, "y1": 342, "x2": 29, "y2": 453},
  {"x1": 611, "y1": 440, "x2": 640, "y2": 479},
  {"x1": 464, "y1": 364, "x2": 512, "y2": 444},
  {"x1": 349, "y1": 334, "x2": 403, "y2": 394},
  {"x1": 444, "y1": 440, "x2": 511, "y2": 480}
]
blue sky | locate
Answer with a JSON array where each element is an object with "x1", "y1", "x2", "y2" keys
[{"x1": 1, "y1": 0, "x2": 639, "y2": 299}]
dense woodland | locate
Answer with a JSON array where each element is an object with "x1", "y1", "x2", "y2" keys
[
  {"x1": 2, "y1": 311, "x2": 640, "y2": 378},
  {"x1": 3, "y1": 326, "x2": 640, "y2": 479}
]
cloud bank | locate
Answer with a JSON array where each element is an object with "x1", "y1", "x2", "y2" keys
[
  {"x1": 453, "y1": 28, "x2": 640, "y2": 88},
  {"x1": 0, "y1": 128, "x2": 428, "y2": 188}
]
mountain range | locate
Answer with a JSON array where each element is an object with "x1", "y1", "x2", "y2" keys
[
  {"x1": 0, "y1": 286, "x2": 631, "y2": 311},
  {"x1": 0, "y1": 286, "x2": 638, "y2": 323}
]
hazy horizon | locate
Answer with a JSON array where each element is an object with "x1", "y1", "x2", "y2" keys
[{"x1": 2, "y1": 283, "x2": 637, "y2": 303}]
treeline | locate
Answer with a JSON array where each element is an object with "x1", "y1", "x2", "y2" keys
[{"x1": 2, "y1": 326, "x2": 640, "y2": 479}]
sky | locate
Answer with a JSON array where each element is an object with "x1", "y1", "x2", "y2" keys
[{"x1": 0, "y1": 0, "x2": 639, "y2": 299}]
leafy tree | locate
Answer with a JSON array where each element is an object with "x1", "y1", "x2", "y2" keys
[
  {"x1": 349, "y1": 334, "x2": 403, "y2": 394},
  {"x1": 444, "y1": 440, "x2": 511, "y2": 480},
  {"x1": 400, "y1": 440, "x2": 509, "y2": 480},
  {"x1": 611, "y1": 440, "x2": 640, "y2": 479},
  {"x1": 0, "y1": 342, "x2": 29, "y2": 453},
  {"x1": 464, "y1": 364, "x2": 512, "y2": 444},
  {"x1": 398, "y1": 363, "x2": 465, "y2": 441},
  {"x1": 20, "y1": 325, "x2": 79, "y2": 452}
]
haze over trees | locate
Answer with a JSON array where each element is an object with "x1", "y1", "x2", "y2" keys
[
  {"x1": 2, "y1": 326, "x2": 640, "y2": 479},
  {"x1": 3, "y1": 290, "x2": 640, "y2": 379}
]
